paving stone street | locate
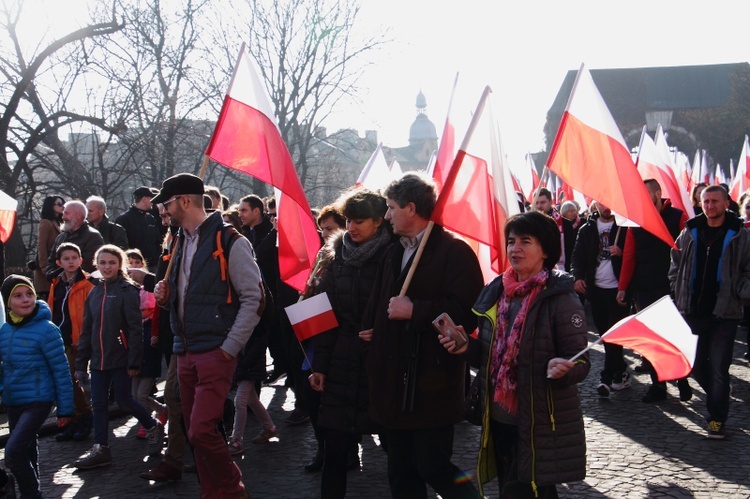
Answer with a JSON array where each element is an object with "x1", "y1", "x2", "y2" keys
[{"x1": 2, "y1": 321, "x2": 750, "y2": 498}]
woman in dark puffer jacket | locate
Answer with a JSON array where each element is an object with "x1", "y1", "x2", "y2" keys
[
  {"x1": 441, "y1": 211, "x2": 590, "y2": 498},
  {"x1": 308, "y1": 188, "x2": 394, "y2": 499}
]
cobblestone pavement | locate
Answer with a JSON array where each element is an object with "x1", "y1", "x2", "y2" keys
[{"x1": 2, "y1": 325, "x2": 750, "y2": 497}]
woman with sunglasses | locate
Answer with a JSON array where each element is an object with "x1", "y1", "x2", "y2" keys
[{"x1": 33, "y1": 196, "x2": 66, "y2": 299}]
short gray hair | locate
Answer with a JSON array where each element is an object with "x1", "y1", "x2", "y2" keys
[
  {"x1": 86, "y1": 195, "x2": 106, "y2": 212},
  {"x1": 65, "y1": 200, "x2": 87, "y2": 220}
]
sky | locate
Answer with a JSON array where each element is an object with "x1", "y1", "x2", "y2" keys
[
  {"x1": 326, "y1": 0, "x2": 750, "y2": 169},
  {"x1": 20, "y1": 0, "x2": 750, "y2": 171}
]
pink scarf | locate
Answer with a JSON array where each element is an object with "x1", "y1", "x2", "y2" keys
[{"x1": 490, "y1": 268, "x2": 549, "y2": 416}]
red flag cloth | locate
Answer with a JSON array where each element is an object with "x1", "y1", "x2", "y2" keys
[
  {"x1": 547, "y1": 64, "x2": 675, "y2": 248},
  {"x1": 0, "y1": 191, "x2": 17, "y2": 244},
  {"x1": 205, "y1": 43, "x2": 320, "y2": 292},
  {"x1": 431, "y1": 87, "x2": 520, "y2": 277},
  {"x1": 285, "y1": 293, "x2": 338, "y2": 342},
  {"x1": 601, "y1": 296, "x2": 696, "y2": 382}
]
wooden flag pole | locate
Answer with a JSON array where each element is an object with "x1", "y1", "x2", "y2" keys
[
  {"x1": 399, "y1": 221, "x2": 434, "y2": 297},
  {"x1": 198, "y1": 155, "x2": 210, "y2": 180}
]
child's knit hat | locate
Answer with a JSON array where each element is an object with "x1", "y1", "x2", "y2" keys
[{"x1": 1, "y1": 274, "x2": 36, "y2": 307}]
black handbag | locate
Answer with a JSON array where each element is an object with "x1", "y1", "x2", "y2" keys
[{"x1": 463, "y1": 375, "x2": 482, "y2": 426}]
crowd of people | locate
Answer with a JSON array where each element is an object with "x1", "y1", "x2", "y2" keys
[{"x1": 0, "y1": 170, "x2": 748, "y2": 498}]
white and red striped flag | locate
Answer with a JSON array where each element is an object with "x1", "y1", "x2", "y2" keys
[
  {"x1": 636, "y1": 126, "x2": 692, "y2": 217},
  {"x1": 205, "y1": 43, "x2": 321, "y2": 292},
  {"x1": 603, "y1": 296, "x2": 696, "y2": 381},
  {"x1": 546, "y1": 64, "x2": 675, "y2": 248},
  {"x1": 432, "y1": 73, "x2": 460, "y2": 192},
  {"x1": 729, "y1": 135, "x2": 750, "y2": 201},
  {"x1": 0, "y1": 191, "x2": 17, "y2": 243},
  {"x1": 285, "y1": 293, "x2": 338, "y2": 341},
  {"x1": 356, "y1": 143, "x2": 393, "y2": 191},
  {"x1": 654, "y1": 125, "x2": 694, "y2": 218},
  {"x1": 431, "y1": 86, "x2": 520, "y2": 278}
]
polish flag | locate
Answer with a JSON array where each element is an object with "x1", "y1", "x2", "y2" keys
[
  {"x1": 205, "y1": 43, "x2": 320, "y2": 292},
  {"x1": 729, "y1": 135, "x2": 750, "y2": 201},
  {"x1": 285, "y1": 293, "x2": 339, "y2": 342},
  {"x1": 389, "y1": 159, "x2": 403, "y2": 177},
  {"x1": 526, "y1": 153, "x2": 541, "y2": 203},
  {"x1": 356, "y1": 143, "x2": 393, "y2": 191},
  {"x1": 602, "y1": 296, "x2": 696, "y2": 382},
  {"x1": 654, "y1": 125, "x2": 694, "y2": 219},
  {"x1": 0, "y1": 191, "x2": 17, "y2": 244},
  {"x1": 635, "y1": 126, "x2": 692, "y2": 217},
  {"x1": 431, "y1": 86, "x2": 520, "y2": 278},
  {"x1": 432, "y1": 73, "x2": 460, "y2": 192},
  {"x1": 547, "y1": 64, "x2": 675, "y2": 248}
]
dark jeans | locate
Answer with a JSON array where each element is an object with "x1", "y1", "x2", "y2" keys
[
  {"x1": 385, "y1": 426, "x2": 480, "y2": 499},
  {"x1": 321, "y1": 429, "x2": 359, "y2": 498},
  {"x1": 589, "y1": 286, "x2": 629, "y2": 383},
  {"x1": 6, "y1": 401, "x2": 53, "y2": 499},
  {"x1": 685, "y1": 315, "x2": 739, "y2": 422},
  {"x1": 91, "y1": 368, "x2": 156, "y2": 447},
  {"x1": 489, "y1": 420, "x2": 559, "y2": 499}
]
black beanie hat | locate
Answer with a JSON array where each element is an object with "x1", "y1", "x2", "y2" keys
[{"x1": 1, "y1": 274, "x2": 36, "y2": 307}]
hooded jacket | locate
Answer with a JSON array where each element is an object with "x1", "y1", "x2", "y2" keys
[
  {"x1": 76, "y1": 275, "x2": 143, "y2": 372},
  {"x1": 669, "y1": 211, "x2": 750, "y2": 319},
  {"x1": 469, "y1": 271, "x2": 590, "y2": 493},
  {"x1": 0, "y1": 301, "x2": 74, "y2": 416}
]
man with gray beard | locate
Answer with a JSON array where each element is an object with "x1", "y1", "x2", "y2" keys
[{"x1": 46, "y1": 200, "x2": 104, "y2": 279}]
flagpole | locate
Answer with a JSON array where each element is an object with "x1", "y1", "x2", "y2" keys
[
  {"x1": 567, "y1": 337, "x2": 603, "y2": 364},
  {"x1": 198, "y1": 155, "x2": 210, "y2": 180},
  {"x1": 399, "y1": 221, "x2": 434, "y2": 297}
]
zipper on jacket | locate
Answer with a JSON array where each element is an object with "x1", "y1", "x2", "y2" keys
[
  {"x1": 98, "y1": 281, "x2": 107, "y2": 370},
  {"x1": 529, "y1": 326, "x2": 539, "y2": 498},
  {"x1": 546, "y1": 384, "x2": 556, "y2": 432}
]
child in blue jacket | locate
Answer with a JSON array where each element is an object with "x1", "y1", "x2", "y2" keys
[{"x1": 0, "y1": 274, "x2": 73, "y2": 498}]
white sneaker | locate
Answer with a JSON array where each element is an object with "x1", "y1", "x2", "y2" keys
[
  {"x1": 596, "y1": 383, "x2": 611, "y2": 397},
  {"x1": 611, "y1": 372, "x2": 631, "y2": 391}
]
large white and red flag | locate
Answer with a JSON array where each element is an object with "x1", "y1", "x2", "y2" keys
[
  {"x1": 205, "y1": 43, "x2": 320, "y2": 292},
  {"x1": 602, "y1": 296, "x2": 696, "y2": 382},
  {"x1": 654, "y1": 125, "x2": 694, "y2": 219},
  {"x1": 636, "y1": 126, "x2": 692, "y2": 217},
  {"x1": 0, "y1": 191, "x2": 17, "y2": 244},
  {"x1": 431, "y1": 86, "x2": 520, "y2": 278},
  {"x1": 729, "y1": 135, "x2": 750, "y2": 201},
  {"x1": 546, "y1": 64, "x2": 675, "y2": 247},
  {"x1": 284, "y1": 293, "x2": 339, "y2": 341}
]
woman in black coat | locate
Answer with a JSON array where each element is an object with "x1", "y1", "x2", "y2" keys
[{"x1": 308, "y1": 188, "x2": 394, "y2": 499}]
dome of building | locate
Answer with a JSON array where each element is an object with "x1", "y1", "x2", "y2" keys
[
  {"x1": 409, "y1": 114, "x2": 438, "y2": 142},
  {"x1": 409, "y1": 91, "x2": 437, "y2": 143}
]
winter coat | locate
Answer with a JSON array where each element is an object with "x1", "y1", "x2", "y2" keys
[
  {"x1": 47, "y1": 270, "x2": 96, "y2": 346},
  {"x1": 469, "y1": 271, "x2": 590, "y2": 493},
  {"x1": 364, "y1": 224, "x2": 484, "y2": 429},
  {"x1": 35, "y1": 219, "x2": 60, "y2": 293},
  {"x1": 312, "y1": 231, "x2": 390, "y2": 433},
  {"x1": 0, "y1": 302, "x2": 74, "y2": 416},
  {"x1": 76, "y1": 275, "x2": 143, "y2": 372},
  {"x1": 669, "y1": 211, "x2": 750, "y2": 319},
  {"x1": 91, "y1": 215, "x2": 128, "y2": 249},
  {"x1": 46, "y1": 223, "x2": 104, "y2": 278},
  {"x1": 570, "y1": 213, "x2": 626, "y2": 294},
  {"x1": 115, "y1": 206, "x2": 161, "y2": 269}
]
